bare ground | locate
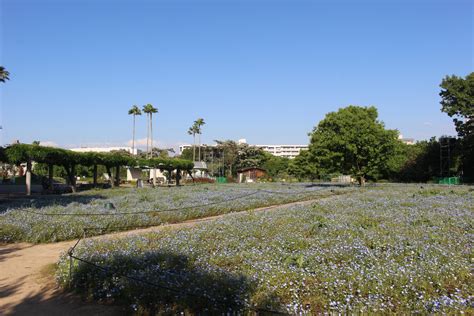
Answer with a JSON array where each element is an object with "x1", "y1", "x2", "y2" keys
[{"x1": 0, "y1": 197, "x2": 330, "y2": 315}]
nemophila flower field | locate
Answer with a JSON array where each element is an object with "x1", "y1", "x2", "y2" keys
[
  {"x1": 57, "y1": 185, "x2": 473, "y2": 314},
  {"x1": 0, "y1": 183, "x2": 344, "y2": 243}
]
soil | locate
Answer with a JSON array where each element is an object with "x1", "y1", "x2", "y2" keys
[{"x1": 0, "y1": 197, "x2": 329, "y2": 315}]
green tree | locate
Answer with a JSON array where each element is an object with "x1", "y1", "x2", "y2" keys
[
  {"x1": 128, "y1": 105, "x2": 142, "y2": 155},
  {"x1": 262, "y1": 153, "x2": 290, "y2": 180},
  {"x1": 440, "y1": 73, "x2": 474, "y2": 181},
  {"x1": 234, "y1": 144, "x2": 268, "y2": 171},
  {"x1": 143, "y1": 104, "x2": 158, "y2": 158},
  {"x1": 215, "y1": 140, "x2": 240, "y2": 177},
  {"x1": 440, "y1": 73, "x2": 474, "y2": 137},
  {"x1": 309, "y1": 106, "x2": 398, "y2": 185},
  {"x1": 0, "y1": 66, "x2": 9, "y2": 83},
  {"x1": 287, "y1": 150, "x2": 318, "y2": 181}
]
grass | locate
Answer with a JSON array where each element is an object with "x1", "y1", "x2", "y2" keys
[
  {"x1": 56, "y1": 184, "x2": 473, "y2": 314},
  {"x1": 0, "y1": 183, "x2": 347, "y2": 243}
]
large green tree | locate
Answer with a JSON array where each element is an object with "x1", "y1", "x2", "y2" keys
[
  {"x1": 440, "y1": 73, "x2": 474, "y2": 181},
  {"x1": 309, "y1": 106, "x2": 398, "y2": 185},
  {"x1": 440, "y1": 73, "x2": 474, "y2": 137}
]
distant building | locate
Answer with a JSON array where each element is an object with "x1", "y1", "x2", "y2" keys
[
  {"x1": 179, "y1": 139, "x2": 308, "y2": 159},
  {"x1": 70, "y1": 146, "x2": 138, "y2": 155},
  {"x1": 398, "y1": 135, "x2": 415, "y2": 145},
  {"x1": 237, "y1": 167, "x2": 267, "y2": 183},
  {"x1": 256, "y1": 144, "x2": 308, "y2": 159}
]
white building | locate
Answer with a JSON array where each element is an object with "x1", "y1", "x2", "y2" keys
[
  {"x1": 70, "y1": 146, "x2": 139, "y2": 155},
  {"x1": 398, "y1": 135, "x2": 415, "y2": 145},
  {"x1": 255, "y1": 144, "x2": 308, "y2": 159},
  {"x1": 179, "y1": 139, "x2": 308, "y2": 159}
]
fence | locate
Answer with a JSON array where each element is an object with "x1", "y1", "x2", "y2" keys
[{"x1": 29, "y1": 185, "x2": 350, "y2": 314}]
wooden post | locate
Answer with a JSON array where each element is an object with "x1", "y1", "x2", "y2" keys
[
  {"x1": 48, "y1": 163, "x2": 54, "y2": 190},
  {"x1": 93, "y1": 164, "x2": 98, "y2": 187},
  {"x1": 106, "y1": 167, "x2": 114, "y2": 188},
  {"x1": 26, "y1": 160, "x2": 32, "y2": 196},
  {"x1": 175, "y1": 168, "x2": 181, "y2": 186},
  {"x1": 70, "y1": 165, "x2": 77, "y2": 193}
]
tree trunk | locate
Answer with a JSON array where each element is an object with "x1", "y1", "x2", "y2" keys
[
  {"x1": 167, "y1": 168, "x2": 172, "y2": 184},
  {"x1": 106, "y1": 166, "x2": 115, "y2": 188},
  {"x1": 193, "y1": 134, "x2": 196, "y2": 162},
  {"x1": 198, "y1": 133, "x2": 201, "y2": 161},
  {"x1": 176, "y1": 168, "x2": 181, "y2": 186},
  {"x1": 146, "y1": 114, "x2": 149, "y2": 158},
  {"x1": 150, "y1": 114, "x2": 153, "y2": 158},
  {"x1": 25, "y1": 160, "x2": 32, "y2": 196},
  {"x1": 48, "y1": 163, "x2": 54, "y2": 190},
  {"x1": 132, "y1": 115, "x2": 136, "y2": 155},
  {"x1": 93, "y1": 164, "x2": 98, "y2": 187},
  {"x1": 65, "y1": 165, "x2": 77, "y2": 193},
  {"x1": 115, "y1": 165, "x2": 120, "y2": 187}
]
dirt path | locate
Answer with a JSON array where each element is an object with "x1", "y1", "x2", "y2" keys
[{"x1": 0, "y1": 197, "x2": 330, "y2": 315}]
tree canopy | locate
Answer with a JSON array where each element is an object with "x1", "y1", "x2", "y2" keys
[
  {"x1": 308, "y1": 106, "x2": 399, "y2": 184},
  {"x1": 440, "y1": 72, "x2": 474, "y2": 181},
  {"x1": 440, "y1": 72, "x2": 474, "y2": 137},
  {"x1": 1, "y1": 144, "x2": 193, "y2": 171}
]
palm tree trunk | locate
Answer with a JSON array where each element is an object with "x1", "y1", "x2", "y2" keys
[
  {"x1": 198, "y1": 133, "x2": 201, "y2": 161},
  {"x1": 150, "y1": 113, "x2": 153, "y2": 158},
  {"x1": 146, "y1": 114, "x2": 149, "y2": 158},
  {"x1": 132, "y1": 115, "x2": 136, "y2": 155}
]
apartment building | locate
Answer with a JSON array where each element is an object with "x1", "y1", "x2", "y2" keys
[{"x1": 179, "y1": 140, "x2": 308, "y2": 159}]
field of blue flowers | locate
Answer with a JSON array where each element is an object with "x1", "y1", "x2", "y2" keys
[
  {"x1": 56, "y1": 184, "x2": 473, "y2": 314},
  {"x1": 0, "y1": 183, "x2": 344, "y2": 243}
]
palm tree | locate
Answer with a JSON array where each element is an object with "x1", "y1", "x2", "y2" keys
[
  {"x1": 128, "y1": 105, "x2": 142, "y2": 155},
  {"x1": 194, "y1": 118, "x2": 206, "y2": 161},
  {"x1": 142, "y1": 104, "x2": 158, "y2": 158},
  {"x1": 0, "y1": 66, "x2": 10, "y2": 83},
  {"x1": 187, "y1": 125, "x2": 198, "y2": 162}
]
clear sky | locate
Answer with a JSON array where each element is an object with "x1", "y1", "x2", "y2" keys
[{"x1": 0, "y1": 0, "x2": 472, "y2": 150}]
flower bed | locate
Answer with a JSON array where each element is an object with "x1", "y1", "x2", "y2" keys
[
  {"x1": 0, "y1": 183, "x2": 344, "y2": 243},
  {"x1": 57, "y1": 185, "x2": 474, "y2": 314}
]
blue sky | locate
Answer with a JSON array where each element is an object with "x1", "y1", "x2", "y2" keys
[{"x1": 0, "y1": 0, "x2": 472, "y2": 150}]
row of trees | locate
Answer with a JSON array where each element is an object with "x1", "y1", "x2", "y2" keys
[
  {"x1": 128, "y1": 104, "x2": 158, "y2": 157},
  {"x1": 179, "y1": 140, "x2": 290, "y2": 179},
  {"x1": 181, "y1": 72, "x2": 472, "y2": 184},
  {"x1": 288, "y1": 72, "x2": 473, "y2": 184},
  {"x1": 0, "y1": 144, "x2": 194, "y2": 195},
  {"x1": 188, "y1": 118, "x2": 206, "y2": 162}
]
